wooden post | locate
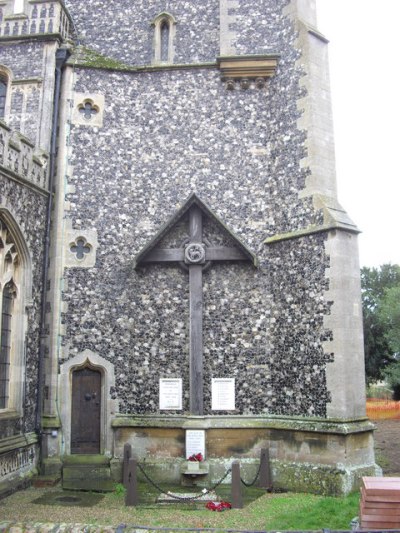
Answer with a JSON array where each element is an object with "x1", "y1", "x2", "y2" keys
[
  {"x1": 123, "y1": 443, "x2": 132, "y2": 488},
  {"x1": 259, "y1": 448, "x2": 272, "y2": 490},
  {"x1": 189, "y1": 264, "x2": 203, "y2": 415},
  {"x1": 231, "y1": 460, "x2": 243, "y2": 509},
  {"x1": 125, "y1": 457, "x2": 138, "y2": 506},
  {"x1": 188, "y1": 207, "x2": 204, "y2": 415}
]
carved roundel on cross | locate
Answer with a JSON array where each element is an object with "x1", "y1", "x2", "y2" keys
[{"x1": 184, "y1": 243, "x2": 206, "y2": 264}]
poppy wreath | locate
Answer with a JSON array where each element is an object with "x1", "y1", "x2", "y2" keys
[
  {"x1": 187, "y1": 452, "x2": 203, "y2": 462},
  {"x1": 205, "y1": 501, "x2": 232, "y2": 512}
]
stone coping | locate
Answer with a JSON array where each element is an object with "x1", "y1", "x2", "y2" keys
[
  {"x1": 111, "y1": 415, "x2": 375, "y2": 435},
  {"x1": 0, "y1": 432, "x2": 38, "y2": 455}
]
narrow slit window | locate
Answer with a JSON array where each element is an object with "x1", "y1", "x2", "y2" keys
[
  {"x1": 160, "y1": 21, "x2": 169, "y2": 62},
  {"x1": 152, "y1": 13, "x2": 176, "y2": 65}
]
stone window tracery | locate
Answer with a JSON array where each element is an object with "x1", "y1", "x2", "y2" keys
[
  {"x1": 0, "y1": 219, "x2": 20, "y2": 410},
  {"x1": 70, "y1": 237, "x2": 91, "y2": 260},
  {"x1": 152, "y1": 12, "x2": 177, "y2": 64},
  {"x1": 77, "y1": 99, "x2": 99, "y2": 121},
  {"x1": 73, "y1": 94, "x2": 104, "y2": 127}
]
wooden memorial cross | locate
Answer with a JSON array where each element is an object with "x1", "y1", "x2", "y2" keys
[{"x1": 135, "y1": 195, "x2": 257, "y2": 415}]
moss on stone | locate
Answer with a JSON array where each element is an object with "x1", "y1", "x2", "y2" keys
[
  {"x1": 272, "y1": 461, "x2": 380, "y2": 496},
  {"x1": 63, "y1": 454, "x2": 110, "y2": 465},
  {"x1": 70, "y1": 46, "x2": 136, "y2": 71}
]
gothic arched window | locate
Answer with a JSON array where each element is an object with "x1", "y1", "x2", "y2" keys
[
  {"x1": 0, "y1": 215, "x2": 30, "y2": 413},
  {"x1": 152, "y1": 13, "x2": 177, "y2": 64},
  {"x1": 0, "y1": 222, "x2": 19, "y2": 409}
]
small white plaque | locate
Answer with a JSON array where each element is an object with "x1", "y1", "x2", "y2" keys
[
  {"x1": 212, "y1": 378, "x2": 235, "y2": 410},
  {"x1": 186, "y1": 430, "x2": 206, "y2": 460},
  {"x1": 159, "y1": 378, "x2": 182, "y2": 410}
]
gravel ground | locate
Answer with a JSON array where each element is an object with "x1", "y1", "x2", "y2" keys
[{"x1": 373, "y1": 418, "x2": 400, "y2": 475}]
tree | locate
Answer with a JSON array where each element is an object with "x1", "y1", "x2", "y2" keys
[
  {"x1": 361, "y1": 264, "x2": 400, "y2": 384},
  {"x1": 378, "y1": 285, "x2": 400, "y2": 356},
  {"x1": 378, "y1": 284, "x2": 400, "y2": 399}
]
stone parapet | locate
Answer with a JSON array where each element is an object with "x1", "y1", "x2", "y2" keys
[
  {"x1": 0, "y1": 433, "x2": 39, "y2": 497},
  {"x1": 0, "y1": 119, "x2": 49, "y2": 191},
  {"x1": 0, "y1": 0, "x2": 71, "y2": 41}
]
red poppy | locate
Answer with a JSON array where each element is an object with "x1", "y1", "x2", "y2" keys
[
  {"x1": 187, "y1": 452, "x2": 203, "y2": 462},
  {"x1": 206, "y1": 501, "x2": 232, "y2": 512}
]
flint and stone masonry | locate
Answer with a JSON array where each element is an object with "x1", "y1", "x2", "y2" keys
[{"x1": 0, "y1": 0, "x2": 379, "y2": 495}]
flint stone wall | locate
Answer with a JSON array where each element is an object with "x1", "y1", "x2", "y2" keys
[
  {"x1": 64, "y1": 0, "x2": 290, "y2": 65},
  {"x1": 61, "y1": 0, "x2": 333, "y2": 418},
  {"x1": 0, "y1": 42, "x2": 44, "y2": 78}
]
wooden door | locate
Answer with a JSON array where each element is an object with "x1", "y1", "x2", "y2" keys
[{"x1": 71, "y1": 367, "x2": 101, "y2": 454}]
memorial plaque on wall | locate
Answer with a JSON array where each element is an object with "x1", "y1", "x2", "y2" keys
[
  {"x1": 186, "y1": 429, "x2": 206, "y2": 460},
  {"x1": 211, "y1": 378, "x2": 235, "y2": 410},
  {"x1": 159, "y1": 378, "x2": 182, "y2": 410}
]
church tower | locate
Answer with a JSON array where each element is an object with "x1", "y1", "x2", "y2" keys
[{"x1": 0, "y1": 0, "x2": 379, "y2": 494}]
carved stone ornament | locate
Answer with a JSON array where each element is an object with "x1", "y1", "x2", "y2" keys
[
  {"x1": 184, "y1": 243, "x2": 206, "y2": 264},
  {"x1": 217, "y1": 54, "x2": 279, "y2": 90}
]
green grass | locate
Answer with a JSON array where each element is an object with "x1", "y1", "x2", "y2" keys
[
  {"x1": 255, "y1": 492, "x2": 359, "y2": 531},
  {"x1": 2, "y1": 484, "x2": 360, "y2": 531},
  {"x1": 109, "y1": 484, "x2": 360, "y2": 531}
]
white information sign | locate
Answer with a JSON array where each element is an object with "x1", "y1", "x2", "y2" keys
[
  {"x1": 211, "y1": 378, "x2": 235, "y2": 410},
  {"x1": 186, "y1": 429, "x2": 206, "y2": 460},
  {"x1": 159, "y1": 378, "x2": 182, "y2": 410}
]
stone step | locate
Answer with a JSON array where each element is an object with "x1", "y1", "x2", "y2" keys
[
  {"x1": 62, "y1": 455, "x2": 114, "y2": 492},
  {"x1": 63, "y1": 454, "x2": 111, "y2": 466},
  {"x1": 32, "y1": 474, "x2": 61, "y2": 488},
  {"x1": 62, "y1": 477, "x2": 115, "y2": 492},
  {"x1": 63, "y1": 465, "x2": 111, "y2": 481}
]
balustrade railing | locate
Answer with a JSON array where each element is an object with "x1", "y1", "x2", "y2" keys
[
  {"x1": 0, "y1": 1, "x2": 71, "y2": 40},
  {"x1": 0, "y1": 120, "x2": 49, "y2": 191}
]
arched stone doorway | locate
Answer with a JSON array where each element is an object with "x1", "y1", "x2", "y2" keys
[{"x1": 59, "y1": 350, "x2": 118, "y2": 456}]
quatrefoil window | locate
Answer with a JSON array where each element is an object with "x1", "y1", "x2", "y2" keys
[
  {"x1": 78, "y1": 99, "x2": 99, "y2": 121},
  {"x1": 70, "y1": 238, "x2": 91, "y2": 260}
]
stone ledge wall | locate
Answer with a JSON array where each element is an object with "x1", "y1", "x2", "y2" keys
[
  {"x1": 0, "y1": 438, "x2": 38, "y2": 495},
  {"x1": 0, "y1": 120, "x2": 49, "y2": 190}
]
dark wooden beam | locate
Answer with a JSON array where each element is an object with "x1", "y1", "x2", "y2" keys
[
  {"x1": 206, "y1": 247, "x2": 248, "y2": 261},
  {"x1": 189, "y1": 264, "x2": 203, "y2": 415},
  {"x1": 190, "y1": 206, "x2": 202, "y2": 243},
  {"x1": 140, "y1": 248, "x2": 184, "y2": 263}
]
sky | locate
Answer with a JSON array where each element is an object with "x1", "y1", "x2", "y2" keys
[{"x1": 315, "y1": 0, "x2": 400, "y2": 268}]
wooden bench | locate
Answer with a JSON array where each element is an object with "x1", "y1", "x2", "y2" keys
[{"x1": 360, "y1": 476, "x2": 400, "y2": 529}]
